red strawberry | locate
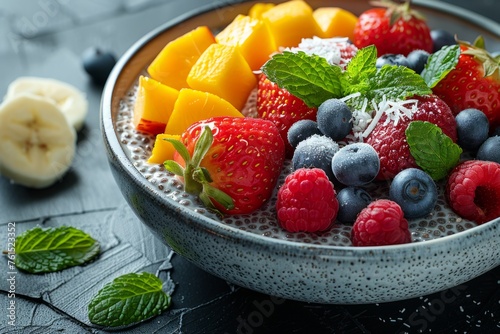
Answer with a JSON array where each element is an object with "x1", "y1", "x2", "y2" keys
[
  {"x1": 257, "y1": 74, "x2": 317, "y2": 157},
  {"x1": 164, "y1": 116, "x2": 285, "y2": 215},
  {"x1": 446, "y1": 160, "x2": 500, "y2": 224},
  {"x1": 351, "y1": 199, "x2": 411, "y2": 246},
  {"x1": 365, "y1": 94, "x2": 457, "y2": 180},
  {"x1": 353, "y1": 0, "x2": 433, "y2": 56},
  {"x1": 432, "y1": 37, "x2": 500, "y2": 129},
  {"x1": 276, "y1": 168, "x2": 339, "y2": 232}
]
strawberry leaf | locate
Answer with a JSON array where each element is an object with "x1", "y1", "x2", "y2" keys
[
  {"x1": 13, "y1": 226, "x2": 99, "y2": 274},
  {"x1": 421, "y1": 45, "x2": 460, "y2": 88},
  {"x1": 261, "y1": 51, "x2": 343, "y2": 107},
  {"x1": 88, "y1": 272, "x2": 170, "y2": 328},
  {"x1": 406, "y1": 121, "x2": 462, "y2": 180}
]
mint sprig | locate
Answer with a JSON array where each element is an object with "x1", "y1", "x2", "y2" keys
[
  {"x1": 88, "y1": 272, "x2": 171, "y2": 328},
  {"x1": 406, "y1": 121, "x2": 462, "y2": 180},
  {"x1": 261, "y1": 45, "x2": 431, "y2": 108},
  {"x1": 421, "y1": 44, "x2": 460, "y2": 88},
  {"x1": 10, "y1": 226, "x2": 100, "y2": 274},
  {"x1": 261, "y1": 51, "x2": 343, "y2": 107}
]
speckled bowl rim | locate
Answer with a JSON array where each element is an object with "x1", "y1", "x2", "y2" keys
[{"x1": 101, "y1": 0, "x2": 500, "y2": 259}]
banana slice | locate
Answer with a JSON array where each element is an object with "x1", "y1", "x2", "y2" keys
[
  {"x1": 4, "y1": 77, "x2": 88, "y2": 131},
  {"x1": 0, "y1": 94, "x2": 76, "y2": 188}
]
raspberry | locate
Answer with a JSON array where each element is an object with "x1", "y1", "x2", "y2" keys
[
  {"x1": 446, "y1": 160, "x2": 500, "y2": 224},
  {"x1": 351, "y1": 199, "x2": 412, "y2": 246},
  {"x1": 366, "y1": 94, "x2": 457, "y2": 180},
  {"x1": 276, "y1": 168, "x2": 339, "y2": 232}
]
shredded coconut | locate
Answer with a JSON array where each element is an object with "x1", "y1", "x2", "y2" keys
[{"x1": 285, "y1": 36, "x2": 356, "y2": 68}]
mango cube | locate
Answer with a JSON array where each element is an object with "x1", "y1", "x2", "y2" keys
[
  {"x1": 216, "y1": 14, "x2": 277, "y2": 71},
  {"x1": 187, "y1": 44, "x2": 257, "y2": 110},
  {"x1": 261, "y1": 0, "x2": 320, "y2": 48},
  {"x1": 147, "y1": 26, "x2": 215, "y2": 90},
  {"x1": 313, "y1": 7, "x2": 358, "y2": 40},
  {"x1": 133, "y1": 75, "x2": 179, "y2": 135},
  {"x1": 164, "y1": 88, "x2": 243, "y2": 135},
  {"x1": 249, "y1": 3, "x2": 275, "y2": 19},
  {"x1": 148, "y1": 134, "x2": 181, "y2": 164}
]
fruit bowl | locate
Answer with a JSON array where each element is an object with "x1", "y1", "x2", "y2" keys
[{"x1": 101, "y1": 0, "x2": 500, "y2": 304}]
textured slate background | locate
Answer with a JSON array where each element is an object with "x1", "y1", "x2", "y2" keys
[{"x1": 0, "y1": 1, "x2": 499, "y2": 333}]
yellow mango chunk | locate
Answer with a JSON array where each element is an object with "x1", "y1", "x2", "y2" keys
[
  {"x1": 187, "y1": 44, "x2": 257, "y2": 110},
  {"x1": 313, "y1": 7, "x2": 358, "y2": 40},
  {"x1": 133, "y1": 76, "x2": 179, "y2": 135},
  {"x1": 147, "y1": 26, "x2": 215, "y2": 90},
  {"x1": 148, "y1": 134, "x2": 180, "y2": 164},
  {"x1": 249, "y1": 3, "x2": 275, "y2": 19},
  {"x1": 261, "y1": 0, "x2": 320, "y2": 48},
  {"x1": 216, "y1": 14, "x2": 277, "y2": 71},
  {"x1": 165, "y1": 88, "x2": 244, "y2": 135}
]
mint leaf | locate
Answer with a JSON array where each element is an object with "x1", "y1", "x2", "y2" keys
[
  {"x1": 421, "y1": 45, "x2": 460, "y2": 88},
  {"x1": 261, "y1": 51, "x2": 343, "y2": 107},
  {"x1": 13, "y1": 226, "x2": 99, "y2": 273},
  {"x1": 341, "y1": 45, "x2": 377, "y2": 95},
  {"x1": 88, "y1": 272, "x2": 171, "y2": 328},
  {"x1": 406, "y1": 121, "x2": 462, "y2": 180},
  {"x1": 368, "y1": 66, "x2": 432, "y2": 102}
]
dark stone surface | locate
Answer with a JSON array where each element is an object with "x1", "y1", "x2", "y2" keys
[{"x1": 1, "y1": 1, "x2": 499, "y2": 333}]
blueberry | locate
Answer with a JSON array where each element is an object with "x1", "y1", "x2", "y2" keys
[
  {"x1": 406, "y1": 49, "x2": 430, "y2": 74},
  {"x1": 331, "y1": 143, "x2": 380, "y2": 186},
  {"x1": 491, "y1": 51, "x2": 500, "y2": 58},
  {"x1": 476, "y1": 136, "x2": 500, "y2": 164},
  {"x1": 375, "y1": 54, "x2": 410, "y2": 68},
  {"x1": 82, "y1": 47, "x2": 117, "y2": 85},
  {"x1": 336, "y1": 187, "x2": 372, "y2": 224},
  {"x1": 430, "y1": 29, "x2": 456, "y2": 52},
  {"x1": 292, "y1": 134, "x2": 339, "y2": 181},
  {"x1": 493, "y1": 126, "x2": 500, "y2": 137},
  {"x1": 287, "y1": 119, "x2": 322, "y2": 148},
  {"x1": 316, "y1": 99, "x2": 352, "y2": 141},
  {"x1": 455, "y1": 108, "x2": 489, "y2": 151},
  {"x1": 389, "y1": 168, "x2": 437, "y2": 219}
]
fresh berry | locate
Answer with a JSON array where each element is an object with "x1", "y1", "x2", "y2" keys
[
  {"x1": 351, "y1": 199, "x2": 412, "y2": 246},
  {"x1": 430, "y1": 29, "x2": 456, "y2": 52},
  {"x1": 276, "y1": 168, "x2": 339, "y2": 232},
  {"x1": 476, "y1": 136, "x2": 500, "y2": 164},
  {"x1": 431, "y1": 37, "x2": 500, "y2": 129},
  {"x1": 82, "y1": 47, "x2": 117, "y2": 85},
  {"x1": 257, "y1": 74, "x2": 317, "y2": 157},
  {"x1": 375, "y1": 54, "x2": 410, "y2": 69},
  {"x1": 292, "y1": 134, "x2": 339, "y2": 182},
  {"x1": 406, "y1": 49, "x2": 430, "y2": 73},
  {"x1": 446, "y1": 160, "x2": 500, "y2": 224},
  {"x1": 365, "y1": 94, "x2": 457, "y2": 180},
  {"x1": 336, "y1": 187, "x2": 372, "y2": 224},
  {"x1": 353, "y1": 1, "x2": 433, "y2": 56},
  {"x1": 165, "y1": 117, "x2": 285, "y2": 215},
  {"x1": 455, "y1": 108, "x2": 489, "y2": 151},
  {"x1": 389, "y1": 168, "x2": 437, "y2": 219},
  {"x1": 287, "y1": 119, "x2": 322, "y2": 148},
  {"x1": 316, "y1": 98, "x2": 353, "y2": 141},
  {"x1": 331, "y1": 143, "x2": 380, "y2": 186}
]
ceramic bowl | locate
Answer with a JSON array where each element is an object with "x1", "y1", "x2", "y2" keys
[{"x1": 101, "y1": 0, "x2": 500, "y2": 304}]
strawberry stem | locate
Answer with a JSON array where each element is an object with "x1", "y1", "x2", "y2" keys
[{"x1": 163, "y1": 126, "x2": 235, "y2": 213}]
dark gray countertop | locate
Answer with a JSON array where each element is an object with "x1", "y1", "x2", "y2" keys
[{"x1": 1, "y1": 1, "x2": 499, "y2": 333}]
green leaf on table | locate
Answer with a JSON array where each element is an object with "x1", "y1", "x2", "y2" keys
[
  {"x1": 261, "y1": 51, "x2": 343, "y2": 107},
  {"x1": 406, "y1": 121, "x2": 462, "y2": 180},
  {"x1": 88, "y1": 272, "x2": 171, "y2": 328},
  {"x1": 13, "y1": 226, "x2": 100, "y2": 274},
  {"x1": 421, "y1": 44, "x2": 460, "y2": 88}
]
